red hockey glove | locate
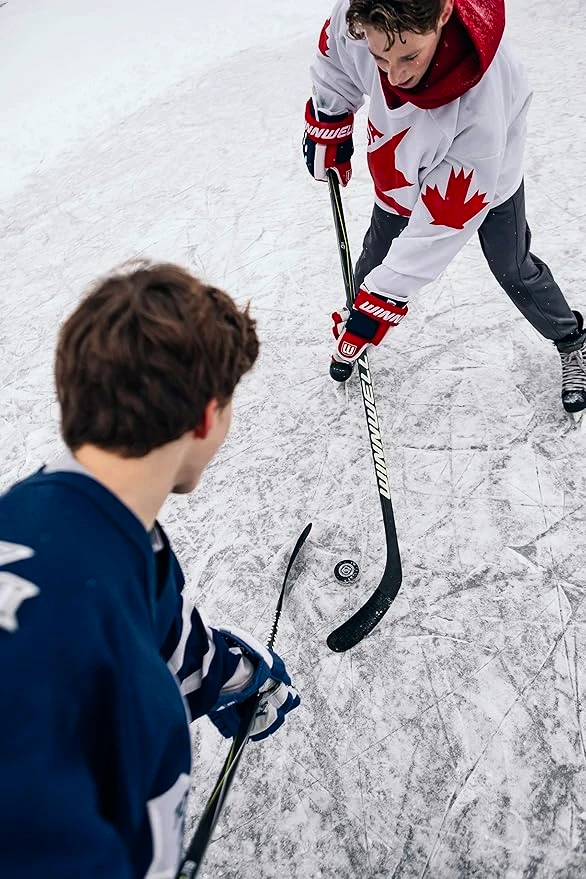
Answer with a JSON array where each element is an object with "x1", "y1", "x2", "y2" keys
[
  {"x1": 332, "y1": 287, "x2": 408, "y2": 364},
  {"x1": 303, "y1": 98, "x2": 354, "y2": 187}
]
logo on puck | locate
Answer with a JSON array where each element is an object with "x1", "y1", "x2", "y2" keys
[{"x1": 334, "y1": 559, "x2": 360, "y2": 583}]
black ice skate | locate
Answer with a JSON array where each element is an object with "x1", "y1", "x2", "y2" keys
[
  {"x1": 555, "y1": 311, "x2": 586, "y2": 422},
  {"x1": 330, "y1": 357, "x2": 354, "y2": 382}
]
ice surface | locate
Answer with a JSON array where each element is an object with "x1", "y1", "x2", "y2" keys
[{"x1": 1, "y1": 0, "x2": 586, "y2": 876}]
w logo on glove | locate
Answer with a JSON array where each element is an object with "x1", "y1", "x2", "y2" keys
[
  {"x1": 340, "y1": 340, "x2": 358, "y2": 358},
  {"x1": 331, "y1": 288, "x2": 408, "y2": 365}
]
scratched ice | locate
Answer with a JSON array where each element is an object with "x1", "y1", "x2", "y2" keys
[{"x1": 1, "y1": 0, "x2": 586, "y2": 876}]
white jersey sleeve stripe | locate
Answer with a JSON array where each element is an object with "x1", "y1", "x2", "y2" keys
[
  {"x1": 166, "y1": 594, "x2": 192, "y2": 676},
  {"x1": 178, "y1": 621, "x2": 217, "y2": 697}
]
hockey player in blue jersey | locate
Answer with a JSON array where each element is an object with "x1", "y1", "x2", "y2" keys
[{"x1": 0, "y1": 262, "x2": 300, "y2": 879}]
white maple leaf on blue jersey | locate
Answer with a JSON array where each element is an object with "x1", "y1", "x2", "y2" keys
[{"x1": 0, "y1": 540, "x2": 39, "y2": 632}]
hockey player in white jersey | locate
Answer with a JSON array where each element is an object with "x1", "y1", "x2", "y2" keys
[{"x1": 303, "y1": 0, "x2": 586, "y2": 420}]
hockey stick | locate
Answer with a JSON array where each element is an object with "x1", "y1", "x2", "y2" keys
[
  {"x1": 176, "y1": 522, "x2": 312, "y2": 879},
  {"x1": 325, "y1": 170, "x2": 402, "y2": 652}
]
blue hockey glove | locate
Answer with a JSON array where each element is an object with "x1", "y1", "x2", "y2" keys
[{"x1": 207, "y1": 627, "x2": 300, "y2": 742}]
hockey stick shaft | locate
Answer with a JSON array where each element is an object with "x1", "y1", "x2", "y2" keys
[
  {"x1": 326, "y1": 171, "x2": 356, "y2": 308},
  {"x1": 326, "y1": 171, "x2": 402, "y2": 652},
  {"x1": 176, "y1": 523, "x2": 312, "y2": 879}
]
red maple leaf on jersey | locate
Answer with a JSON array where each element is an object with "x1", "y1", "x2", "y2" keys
[
  {"x1": 318, "y1": 18, "x2": 331, "y2": 56},
  {"x1": 367, "y1": 126, "x2": 413, "y2": 216},
  {"x1": 422, "y1": 168, "x2": 489, "y2": 229}
]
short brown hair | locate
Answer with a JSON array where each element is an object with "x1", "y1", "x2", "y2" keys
[
  {"x1": 55, "y1": 262, "x2": 259, "y2": 456},
  {"x1": 346, "y1": 0, "x2": 445, "y2": 48}
]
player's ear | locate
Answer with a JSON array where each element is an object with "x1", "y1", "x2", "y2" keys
[
  {"x1": 439, "y1": 0, "x2": 454, "y2": 27},
  {"x1": 192, "y1": 399, "x2": 219, "y2": 439}
]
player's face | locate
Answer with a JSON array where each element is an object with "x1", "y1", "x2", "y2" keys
[{"x1": 363, "y1": 0, "x2": 453, "y2": 90}]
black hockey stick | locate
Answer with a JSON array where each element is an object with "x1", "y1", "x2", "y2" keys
[
  {"x1": 176, "y1": 522, "x2": 312, "y2": 879},
  {"x1": 326, "y1": 170, "x2": 402, "y2": 652}
]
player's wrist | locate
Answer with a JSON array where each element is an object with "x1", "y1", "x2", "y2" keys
[{"x1": 360, "y1": 282, "x2": 409, "y2": 309}]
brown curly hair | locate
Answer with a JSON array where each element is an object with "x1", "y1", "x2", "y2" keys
[
  {"x1": 55, "y1": 262, "x2": 259, "y2": 456},
  {"x1": 346, "y1": 0, "x2": 446, "y2": 48}
]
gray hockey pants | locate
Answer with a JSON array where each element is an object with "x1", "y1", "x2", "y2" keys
[{"x1": 354, "y1": 181, "x2": 578, "y2": 341}]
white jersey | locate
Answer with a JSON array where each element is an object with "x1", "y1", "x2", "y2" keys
[{"x1": 310, "y1": 0, "x2": 532, "y2": 298}]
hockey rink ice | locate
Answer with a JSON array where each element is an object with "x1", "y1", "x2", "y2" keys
[{"x1": 2, "y1": 0, "x2": 586, "y2": 876}]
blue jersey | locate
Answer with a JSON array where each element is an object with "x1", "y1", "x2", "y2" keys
[{"x1": 0, "y1": 466, "x2": 252, "y2": 878}]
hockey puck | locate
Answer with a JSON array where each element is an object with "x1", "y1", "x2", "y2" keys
[{"x1": 334, "y1": 560, "x2": 360, "y2": 584}]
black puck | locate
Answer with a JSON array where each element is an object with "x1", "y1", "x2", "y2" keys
[{"x1": 334, "y1": 560, "x2": 360, "y2": 583}]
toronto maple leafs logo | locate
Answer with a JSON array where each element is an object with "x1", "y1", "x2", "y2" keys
[
  {"x1": 422, "y1": 167, "x2": 489, "y2": 229},
  {"x1": 367, "y1": 121, "x2": 413, "y2": 216},
  {"x1": 318, "y1": 18, "x2": 331, "y2": 57},
  {"x1": 0, "y1": 540, "x2": 39, "y2": 633}
]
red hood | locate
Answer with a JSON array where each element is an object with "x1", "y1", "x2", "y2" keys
[{"x1": 380, "y1": 0, "x2": 505, "y2": 110}]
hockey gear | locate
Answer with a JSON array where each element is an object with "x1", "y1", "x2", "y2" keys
[
  {"x1": 310, "y1": 3, "x2": 528, "y2": 300},
  {"x1": 177, "y1": 524, "x2": 312, "y2": 879},
  {"x1": 208, "y1": 644, "x2": 299, "y2": 743},
  {"x1": 330, "y1": 358, "x2": 354, "y2": 382},
  {"x1": 334, "y1": 560, "x2": 360, "y2": 583},
  {"x1": 331, "y1": 306, "x2": 350, "y2": 340},
  {"x1": 330, "y1": 307, "x2": 353, "y2": 381},
  {"x1": 303, "y1": 98, "x2": 354, "y2": 187},
  {"x1": 555, "y1": 311, "x2": 586, "y2": 421},
  {"x1": 330, "y1": 287, "x2": 408, "y2": 378},
  {"x1": 326, "y1": 170, "x2": 402, "y2": 652}
]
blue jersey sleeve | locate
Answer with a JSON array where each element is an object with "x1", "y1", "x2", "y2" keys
[{"x1": 158, "y1": 549, "x2": 256, "y2": 720}]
